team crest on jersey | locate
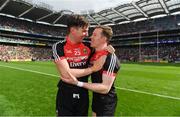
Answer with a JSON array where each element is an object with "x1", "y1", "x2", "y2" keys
[{"x1": 83, "y1": 48, "x2": 88, "y2": 54}]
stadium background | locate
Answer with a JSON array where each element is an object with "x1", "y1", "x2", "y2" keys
[{"x1": 0, "y1": 0, "x2": 180, "y2": 116}]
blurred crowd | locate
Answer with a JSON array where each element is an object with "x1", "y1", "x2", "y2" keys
[
  {"x1": 0, "y1": 45, "x2": 52, "y2": 61},
  {"x1": 115, "y1": 44, "x2": 180, "y2": 62},
  {"x1": 0, "y1": 14, "x2": 180, "y2": 62},
  {"x1": 0, "y1": 16, "x2": 66, "y2": 37},
  {"x1": 1, "y1": 14, "x2": 180, "y2": 37},
  {"x1": 112, "y1": 15, "x2": 180, "y2": 35}
]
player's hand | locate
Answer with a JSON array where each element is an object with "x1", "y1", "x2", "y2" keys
[
  {"x1": 105, "y1": 45, "x2": 115, "y2": 53},
  {"x1": 90, "y1": 60, "x2": 102, "y2": 72},
  {"x1": 91, "y1": 55, "x2": 106, "y2": 72}
]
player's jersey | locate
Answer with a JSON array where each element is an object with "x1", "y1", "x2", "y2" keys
[
  {"x1": 52, "y1": 36, "x2": 94, "y2": 84},
  {"x1": 90, "y1": 50, "x2": 120, "y2": 98},
  {"x1": 53, "y1": 36, "x2": 93, "y2": 116}
]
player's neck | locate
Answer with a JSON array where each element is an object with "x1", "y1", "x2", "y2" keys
[
  {"x1": 95, "y1": 43, "x2": 107, "y2": 51},
  {"x1": 68, "y1": 34, "x2": 79, "y2": 44}
]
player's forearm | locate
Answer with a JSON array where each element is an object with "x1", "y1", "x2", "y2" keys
[
  {"x1": 56, "y1": 62, "x2": 92, "y2": 79},
  {"x1": 82, "y1": 82, "x2": 110, "y2": 94},
  {"x1": 55, "y1": 64, "x2": 68, "y2": 78},
  {"x1": 55, "y1": 61, "x2": 72, "y2": 79},
  {"x1": 69, "y1": 55, "x2": 106, "y2": 78},
  {"x1": 69, "y1": 68, "x2": 93, "y2": 78}
]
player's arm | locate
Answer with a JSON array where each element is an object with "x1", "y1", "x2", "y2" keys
[
  {"x1": 69, "y1": 56, "x2": 106, "y2": 78},
  {"x1": 52, "y1": 42, "x2": 70, "y2": 79},
  {"x1": 68, "y1": 46, "x2": 114, "y2": 78},
  {"x1": 70, "y1": 45, "x2": 115, "y2": 78},
  {"x1": 63, "y1": 54, "x2": 120, "y2": 94},
  {"x1": 80, "y1": 73, "x2": 116, "y2": 94},
  {"x1": 55, "y1": 60, "x2": 95, "y2": 78},
  {"x1": 63, "y1": 68, "x2": 117, "y2": 94},
  {"x1": 53, "y1": 42, "x2": 101, "y2": 79},
  {"x1": 77, "y1": 54, "x2": 120, "y2": 94}
]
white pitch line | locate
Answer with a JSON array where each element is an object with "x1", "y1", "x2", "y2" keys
[
  {"x1": 116, "y1": 87, "x2": 180, "y2": 100},
  {"x1": 0, "y1": 64, "x2": 58, "y2": 78},
  {"x1": 1, "y1": 64, "x2": 180, "y2": 101}
]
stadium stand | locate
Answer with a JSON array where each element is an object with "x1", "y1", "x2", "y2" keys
[
  {"x1": 115, "y1": 44, "x2": 180, "y2": 63},
  {"x1": 0, "y1": 15, "x2": 67, "y2": 36},
  {"x1": 0, "y1": 44, "x2": 52, "y2": 62},
  {"x1": 111, "y1": 14, "x2": 180, "y2": 63},
  {"x1": 0, "y1": 0, "x2": 180, "y2": 63}
]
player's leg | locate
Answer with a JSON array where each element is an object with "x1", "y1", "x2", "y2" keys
[
  {"x1": 56, "y1": 84, "x2": 74, "y2": 116},
  {"x1": 100, "y1": 95, "x2": 118, "y2": 116},
  {"x1": 75, "y1": 89, "x2": 89, "y2": 116}
]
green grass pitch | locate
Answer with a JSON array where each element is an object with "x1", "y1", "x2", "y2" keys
[{"x1": 0, "y1": 61, "x2": 180, "y2": 116}]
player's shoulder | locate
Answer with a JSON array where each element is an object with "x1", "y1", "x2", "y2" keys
[
  {"x1": 107, "y1": 53, "x2": 118, "y2": 59},
  {"x1": 53, "y1": 39, "x2": 66, "y2": 48},
  {"x1": 106, "y1": 53, "x2": 119, "y2": 63},
  {"x1": 106, "y1": 53, "x2": 120, "y2": 69}
]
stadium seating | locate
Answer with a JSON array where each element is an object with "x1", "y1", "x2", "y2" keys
[{"x1": 0, "y1": 13, "x2": 180, "y2": 62}]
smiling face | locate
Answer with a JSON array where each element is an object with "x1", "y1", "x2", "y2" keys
[
  {"x1": 90, "y1": 28, "x2": 106, "y2": 48},
  {"x1": 67, "y1": 15, "x2": 89, "y2": 43},
  {"x1": 70, "y1": 26, "x2": 89, "y2": 43}
]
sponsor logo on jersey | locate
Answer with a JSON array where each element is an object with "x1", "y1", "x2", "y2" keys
[
  {"x1": 66, "y1": 56, "x2": 88, "y2": 62},
  {"x1": 69, "y1": 61, "x2": 87, "y2": 67}
]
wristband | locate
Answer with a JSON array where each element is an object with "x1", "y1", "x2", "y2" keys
[{"x1": 77, "y1": 81, "x2": 84, "y2": 87}]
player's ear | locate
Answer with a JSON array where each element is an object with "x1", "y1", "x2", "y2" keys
[
  {"x1": 70, "y1": 27, "x2": 75, "y2": 34},
  {"x1": 70, "y1": 27, "x2": 73, "y2": 32},
  {"x1": 102, "y1": 36, "x2": 107, "y2": 43}
]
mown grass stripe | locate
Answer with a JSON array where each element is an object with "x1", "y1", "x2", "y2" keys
[{"x1": 1, "y1": 64, "x2": 180, "y2": 101}]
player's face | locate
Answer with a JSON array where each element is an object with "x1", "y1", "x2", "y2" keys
[
  {"x1": 72, "y1": 26, "x2": 89, "y2": 43},
  {"x1": 90, "y1": 28, "x2": 104, "y2": 48}
]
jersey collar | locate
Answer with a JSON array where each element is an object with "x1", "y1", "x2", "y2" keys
[
  {"x1": 66, "y1": 36, "x2": 83, "y2": 48},
  {"x1": 95, "y1": 50, "x2": 109, "y2": 55}
]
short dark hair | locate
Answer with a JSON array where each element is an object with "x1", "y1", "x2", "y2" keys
[
  {"x1": 67, "y1": 15, "x2": 89, "y2": 34},
  {"x1": 96, "y1": 25, "x2": 113, "y2": 43}
]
